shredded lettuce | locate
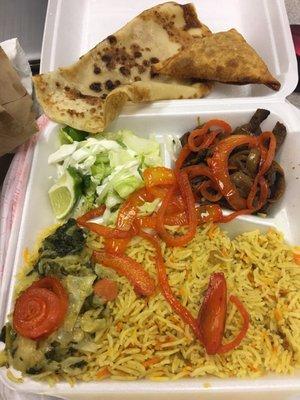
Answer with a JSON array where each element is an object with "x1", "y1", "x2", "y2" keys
[
  {"x1": 48, "y1": 142, "x2": 78, "y2": 164},
  {"x1": 121, "y1": 130, "x2": 159, "y2": 156},
  {"x1": 49, "y1": 128, "x2": 162, "y2": 222},
  {"x1": 138, "y1": 198, "x2": 161, "y2": 216}
]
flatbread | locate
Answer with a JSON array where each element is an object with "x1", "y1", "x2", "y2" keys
[
  {"x1": 154, "y1": 29, "x2": 280, "y2": 90},
  {"x1": 33, "y1": 2, "x2": 212, "y2": 133}
]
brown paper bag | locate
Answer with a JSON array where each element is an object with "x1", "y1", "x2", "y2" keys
[{"x1": 0, "y1": 46, "x2": 38, "y2": 157}]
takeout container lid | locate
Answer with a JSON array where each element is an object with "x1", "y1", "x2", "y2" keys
[{"x1": 1, "y1": 0, "x2": 300, "y2": 399}]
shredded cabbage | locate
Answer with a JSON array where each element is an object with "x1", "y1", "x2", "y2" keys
[
  {"x1": 49, "y1": 128, "x2": 162, "y2": 222},
  {"x1": 138, "y1": 198, "x2": 161, "y2": 216}
]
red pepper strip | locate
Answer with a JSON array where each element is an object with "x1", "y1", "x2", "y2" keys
[
  {"x1": 198, "y1": 273, "x2": 227, "y2": 355},
  {"x1": 156, "y1": 172, "x2": 197, "y2": 247},
  {"x1": 256, "y1": 176, "x2": 269, "y2": 210},
  {"x1": 137, "y1": 204, "x2": 222, "y2": 228},
  {"x1": 146, "y1": 186, "x2": 185, "y2": 215},
  {"x1": 136, "y1": 211, "x2": 188, "y2": 229},
  {"x1": 247, "y1": 132, "x2": 276, "y2": 209},
  {"x1": 143, "y1": 166, "x2": 175, "y2": 187},
  {"x1": 188, "y1": 128, "x2": 207, "y2": 152},
  {"x1": 217, "y1": 295, "x2": 250, "y2": 354},
  {"x1": 93, "y1": 251, "x2": 156, "y2": 297},
  {"x1": 198, "y1": 180, "x2": 223, "y2": 202},
  {"x1": 219, "y1": 178, "x2": 269, "y2": 223},
  {"x1": 210, "y1": 135, "x2": 258, "y2": 210},
  {"x1": 198, "y1": 204, "x2": 223, "y2": 224},
  {"x1": 167, "y1": 194, "x2": 186, "y2": 215},
  {"x1": 104, "y1": 237, "x2": 131, "y2": 255},
  {"x1": 259, "y1": 131, "x2": 277, "y2": 167},
  {"x1": 183, "y1": 164, "x2": 216, "y2": 181},
  {"x1": 77, "y1": 205, "x2": 106, "y2": 224},
  {"x1": 138, "y1": 230, "x2": 202, "y2": 341},
  {"x1": 163, "y1": 211, "x2": 188, "y2": 226},
  {"x1": 203, "y1": 119, "x2": 232, "y2": 134},
  {"x1": 199, "y1": 130, "x2": 223, "y2": 150},
  {"x1": 79, "y1": 221, "x2": 135, "y2": 239},
  {"x1": 146, "y1": 185, "x2": 168, "y2": 199},
  {"x1": 219, "y1": 209, "x2": 253, "y2": 223},
  {"x1": 175, "y1": 144, "x2": 191, "y2": 171},
  {"x1": 188, "y1": 120, "x2": 232, "y2": 152},
  {"x1": 116, "y1": 187, "x2": 153, "y2": 231},
  {"x1": 135, "y1": 214, "x2": 158, "y2": 229}
]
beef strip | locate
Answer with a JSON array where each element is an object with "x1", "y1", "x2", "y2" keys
[
  {"x1": 233, "y1": 109, "x2": 270, "y2": 136},
  {"x1": 272, "y1": 122, "x2": 287, "y2": 153}
]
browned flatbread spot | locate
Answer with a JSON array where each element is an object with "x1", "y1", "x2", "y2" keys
[{"x1": 33, "y1": 2, "x2": 211, "y2": 133}]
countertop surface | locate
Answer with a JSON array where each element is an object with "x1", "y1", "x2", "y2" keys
[{"x1": 285, "y1": 0, "x2": 300, "y2": 108}]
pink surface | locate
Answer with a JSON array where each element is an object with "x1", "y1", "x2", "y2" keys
[{"x1": 0, "y1": 115, "x2": 49, "y2": 278}]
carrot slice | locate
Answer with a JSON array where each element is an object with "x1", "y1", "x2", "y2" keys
[
  {"x1": 94, "y1": 279, "x2": 118, "y2": 302},
  {"x1": 96, "y1": 367, "x2": 110, "y2": 379},
  {"x1": 143, "y1": 356, "x2": 161, "y2": 368},
  {"x1": 293, "y1": 248, "x2": 300, "y2": 265}
]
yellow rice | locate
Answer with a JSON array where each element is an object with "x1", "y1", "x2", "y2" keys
[
  {"x1": 10, "y1": 224, "x2": 300, "y2": 382},
  {"x1": 79, "y1": 224, "x2": 300, "y2": 381}
]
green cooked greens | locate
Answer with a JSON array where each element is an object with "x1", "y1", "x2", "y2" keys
[
  {"x1": 29, "y1": 219, "x2": 93, "y2": 278},
  {"x1": 1, "y1": 220, "x2": 111, "y2": 378},
  {"x1": 41, "y1": 218, "x2": 85, "y2": 257}
]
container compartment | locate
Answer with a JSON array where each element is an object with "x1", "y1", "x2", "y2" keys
[{"x1": 1, "y1": 102, "x2": 300, "y2": 399}]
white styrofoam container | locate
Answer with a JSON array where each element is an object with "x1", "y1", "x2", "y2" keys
[
  {"x1": 1, "y1": 0, "x2": 300, "y2": 399},
  {"x1": 1, "y1": 102, "x2": 300, "y2": 400},
  {"x1": 41, "y1": 0, "x2": 298, "y2": 99}
]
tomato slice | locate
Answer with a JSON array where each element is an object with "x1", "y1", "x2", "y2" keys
[
  {"x1": 13, "y1": 277, "x2": 68, "y2": 340},
  {"x1": 198, "y1": 272, "x2": 227, "y2": 355},
  {"x1": 31, "y1": 276, "x2": 68, "y2": 317}
]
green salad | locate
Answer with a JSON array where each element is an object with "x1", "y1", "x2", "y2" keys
[{"x1": 48, "y1": 126, "x2": 163, "y2": 221}]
